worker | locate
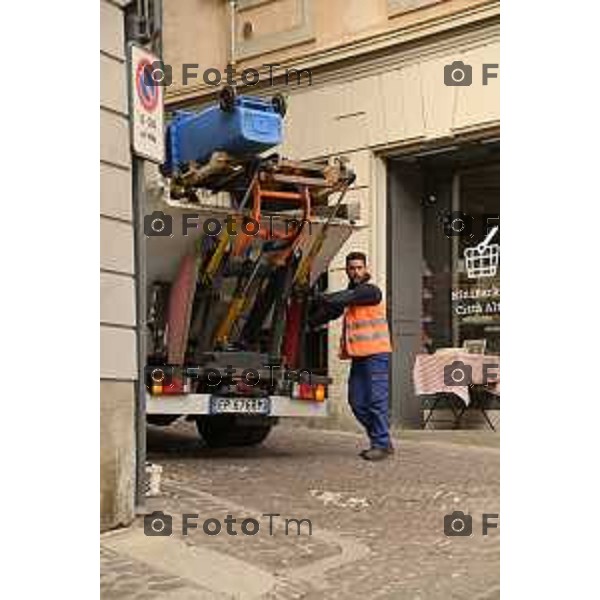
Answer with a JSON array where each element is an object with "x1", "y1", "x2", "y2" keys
[{"x1": 309, "y1": 252, "x2": 393, "y2": 461}]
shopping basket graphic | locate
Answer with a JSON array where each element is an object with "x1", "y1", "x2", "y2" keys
[{"x1": 464, "y1": 226, "x2": 499, "y2": 278}]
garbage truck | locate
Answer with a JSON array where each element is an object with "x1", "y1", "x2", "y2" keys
[{"x1": 144, "y1": 87, "x2": 360, "y2": 447}]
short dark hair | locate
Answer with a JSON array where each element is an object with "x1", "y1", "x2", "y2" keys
[{"x1": 346, "y1": 251, "x2": 367, "y2": 265}]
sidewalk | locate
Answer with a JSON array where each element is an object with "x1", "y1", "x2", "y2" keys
[{"x1": 101, "y1": 423, "x2": 500, "y2": 599}]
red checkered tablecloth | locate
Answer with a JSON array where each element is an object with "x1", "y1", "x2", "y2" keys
[{"x1": 413, "y1": 350, "x2": 500, "y2": 406}]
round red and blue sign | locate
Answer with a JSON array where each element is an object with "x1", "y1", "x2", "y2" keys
[{"x1": 135, "y1": 59, "x2": 159, "y2": 111}]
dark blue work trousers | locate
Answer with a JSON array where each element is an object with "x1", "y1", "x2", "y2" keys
[{"x1": 348, "y1": 353, "x2": 391, "y2": 449}]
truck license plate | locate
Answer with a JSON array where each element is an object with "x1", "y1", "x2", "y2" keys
[{"x1": 210, "y1": 396, "x2": 271, "y2": 415}]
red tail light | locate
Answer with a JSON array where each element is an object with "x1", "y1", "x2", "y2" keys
[
  {"x1": 236, "y1": 381, "x2": 255, "y2": 394},
  {"x1": 296, "y1": 383, "x2": 326, "y2": 402},
  {"x1": 162, "y1": 377, "x2": 185, "y2": 395},
  {"x1": 150, "y1": 377, "x2": 189, "y2": 395}
]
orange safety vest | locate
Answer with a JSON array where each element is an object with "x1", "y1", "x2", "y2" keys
[{"x1": 340, "y1": 301, "x2": 392, "y2": 359}]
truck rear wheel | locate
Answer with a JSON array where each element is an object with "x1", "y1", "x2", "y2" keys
[{"x1": 195, "y1": 415, "x2": 273, "y2": 448}]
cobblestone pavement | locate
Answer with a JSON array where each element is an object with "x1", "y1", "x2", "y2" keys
[{"x1": 101, "y1": 422, "x2": 499, "y2": 599}]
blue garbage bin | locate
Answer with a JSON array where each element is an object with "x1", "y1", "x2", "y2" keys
[{"x1": 163, "y1": 95, "x2": 283, "y2": 176}]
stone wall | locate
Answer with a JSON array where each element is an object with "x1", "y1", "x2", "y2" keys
[{"x1": 100, "y1": 0, "x2": 137, "y2": 531}]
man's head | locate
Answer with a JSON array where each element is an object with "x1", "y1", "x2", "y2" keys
[{"x1": 346, "y1": 251, "x2": 369, "y2": 285}]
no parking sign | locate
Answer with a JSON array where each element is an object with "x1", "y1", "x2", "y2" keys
[{"x1": 129, "y1": 44, "x2": 165, "y2": 163}]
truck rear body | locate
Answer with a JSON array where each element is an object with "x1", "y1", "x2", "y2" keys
[{"x1": 144, "y1": 94, "x2": 359, "y2": 443}]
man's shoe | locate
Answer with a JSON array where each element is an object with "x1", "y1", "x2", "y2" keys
[
  {"x1": 360, "y1": 443, "x2": 394, "y2": 458},
  {"x1": 361, "y1": 447, "x2": 390, "y2": 461}
]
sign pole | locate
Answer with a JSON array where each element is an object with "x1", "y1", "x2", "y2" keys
[{"x1": 127, "y1": 43, "x2": 165, "y2": 510}]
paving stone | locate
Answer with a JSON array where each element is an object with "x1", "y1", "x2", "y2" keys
[{"x1": 101, "y1": 422, "x2": 499, "y2": 599}]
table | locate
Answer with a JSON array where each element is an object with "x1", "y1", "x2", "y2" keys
[{"x1": 413, "y1": 350, "x2": 500, "y2": 429}]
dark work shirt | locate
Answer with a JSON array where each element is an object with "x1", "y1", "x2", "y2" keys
[{"x1": 309, "y1": 281, "x2": 383, "y2": 327}]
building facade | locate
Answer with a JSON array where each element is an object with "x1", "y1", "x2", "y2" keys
[
  {"x1": 100, "y1": 0, "x2": 137, "y2": 530},
  {"x1": 163, "y1": 0, "x2": 500, "y2": 429}
]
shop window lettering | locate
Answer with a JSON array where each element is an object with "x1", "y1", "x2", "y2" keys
[
  {"x1": 454, "y1": 301, "x2": 499, "y2": 317},
  {"x1": 452, "y1": 285, "x2": 500, "y2": 319},
  {"x1": 452, "y1": 286, "x2": 500, "y2": 301}
]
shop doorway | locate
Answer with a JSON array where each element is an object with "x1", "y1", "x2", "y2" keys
[{"x1": 387, "y1": 141, "x2": 500, "y2": 427}]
